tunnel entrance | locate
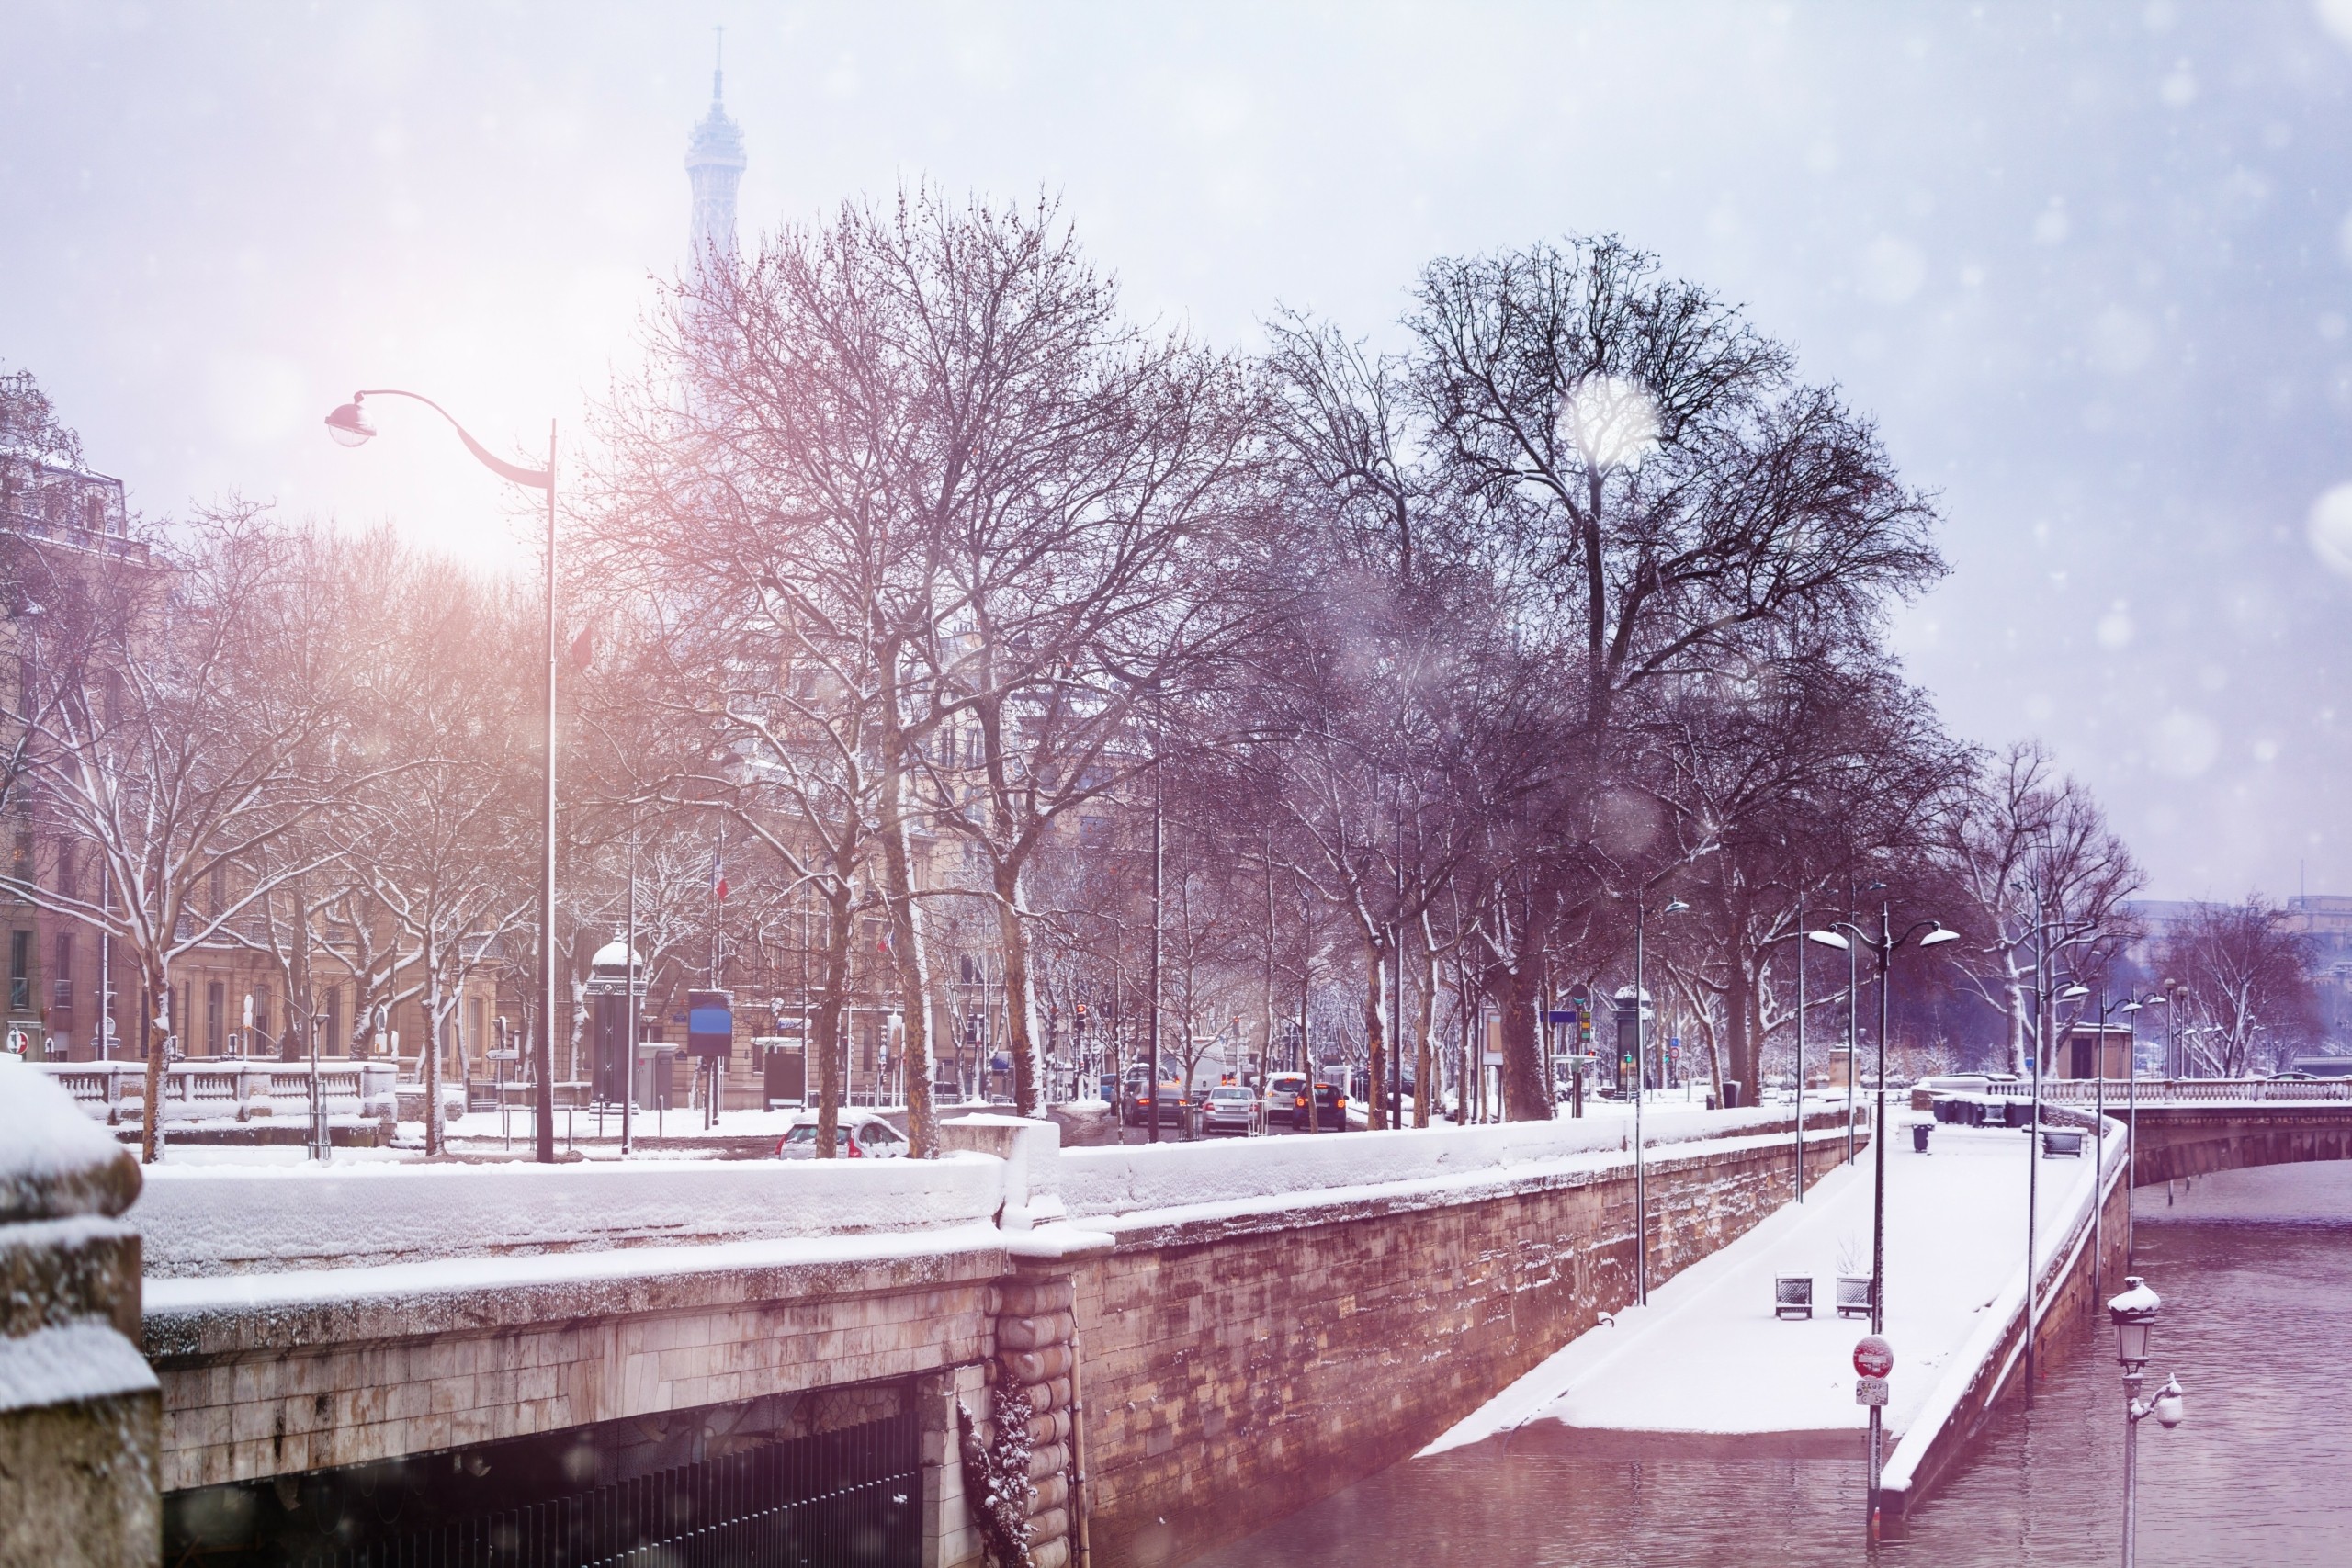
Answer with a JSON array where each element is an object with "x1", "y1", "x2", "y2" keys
[{"x1": 164, "y1": 1382, "x2": 922, "y2": 1566}]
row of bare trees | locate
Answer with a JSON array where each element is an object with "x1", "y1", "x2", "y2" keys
[
  {"x1": 571, "y1": 190, "x2": 2186, "y2": 1147},
  {"x1": 4, "y1": 190, "x2": 2324, "y2": 1164}
]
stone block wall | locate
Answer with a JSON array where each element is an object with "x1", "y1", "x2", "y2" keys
[
  {"x1": 1070, "y1": 1129, "x2": 1850, "y2": 1566},
  {"x1": 0, "y1": 1058, "x2": 162, "y2": 1568},
  {"x1": 148, "y1": 1247, "x2": 1002, "y2": 1492}
]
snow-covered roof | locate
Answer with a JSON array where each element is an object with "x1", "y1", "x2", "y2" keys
[{"x1": 589, "y1": 938, "x2": 643, "y2": 971}]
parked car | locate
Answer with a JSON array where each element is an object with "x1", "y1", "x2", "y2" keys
[
  {"x1": 1290, "y1": 1080, "x2": 1351, "y2": 1131},
  {"x1": 1261, "y1": 1072, "x2": 1307, "y2": 1126},
  {"x1": 775, "y1": 1110, "x2": 909, "y2": 1158},
  {"x1": 1201, "y1": 1083, "x2": 1260, "y2": 1136}
]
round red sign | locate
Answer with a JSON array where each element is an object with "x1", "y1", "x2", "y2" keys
[{"x1": 1853, "y1": 1335, "x2": 1894, "y2": 1378}]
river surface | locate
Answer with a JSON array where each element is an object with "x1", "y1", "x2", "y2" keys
[{"x1": 1195, "y1": 1162, "x2": 2352, "y2": 1567}]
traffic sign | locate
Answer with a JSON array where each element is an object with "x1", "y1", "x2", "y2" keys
[
  {"x1": 1855, "y1": 1376, "x2": 1890, "y2": 1407},
  {"x1": 1853, "y1": 1335, "x2": 1894, "y2": 1378}
]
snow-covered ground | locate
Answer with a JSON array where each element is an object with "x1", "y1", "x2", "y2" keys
[{"x1": 1426, "y1": 1116, "x2": 2107, "y2": 1449}]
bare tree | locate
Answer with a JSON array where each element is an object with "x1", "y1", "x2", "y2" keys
[
  {"x1": 1403, "y1": 235, "x2": 1945, "y2": 1117},
  {"x1": 0, "y1": 512, "x2": 395, "y2": 1160},
  {"x1": 1939, "y1": 739, "x2": 2143, "y2": 1074},
  {"x1": 2159, "y1": 897, "x2": 2321, "y2": 1076}
]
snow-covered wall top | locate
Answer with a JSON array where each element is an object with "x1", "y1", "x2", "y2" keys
[
  {"x1": 1057, "y1": 1106, "x2": 1817, "y2": 1220},
  {"x1": 0, "y1": 1057, "x2": 141, "y2": 1224},
  {"x1": 136, "y1": 1151, "x2": 1007, "y2": 1277}
]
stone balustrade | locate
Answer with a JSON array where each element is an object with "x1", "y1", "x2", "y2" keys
[{"x1": 28, "y1": 1060, "x2": 399, "y2": 1126}]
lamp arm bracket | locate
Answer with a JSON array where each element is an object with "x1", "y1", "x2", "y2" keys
[{"x1": 357, "y1": 389, "x2": 553, "y2": 491}]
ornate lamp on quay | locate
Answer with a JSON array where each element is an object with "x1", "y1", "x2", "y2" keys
[
  {"x1": 2109, "y1": 1276, "x2": 2186, "y2": 1568},
  {"x1": 1806, "y1": 908, "x2": 1959, "y2": 1541},
  {"x1": 324, "y1": 390, "x2": 563, "y2": 1164}
]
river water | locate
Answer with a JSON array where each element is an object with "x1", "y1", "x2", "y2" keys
[{"x1": 1196, "y1": 1162, "x2": 2352, "y2": 1568}]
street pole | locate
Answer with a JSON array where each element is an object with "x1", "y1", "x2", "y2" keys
[
  {"x1": 621, "y1": 833, "x2": 637, "y2": 1158},
  {"x1": 1634, "y1": 886, "x2": 1646, "y2": 1307},
  {"x1": 2093, "y1": 980, "x2": 2106, "y2": 1308},
  {"x1": 1148, "y1": 719, "x2": 1163, "y2": 1145},
  {"x1": 1795, "y1": 897, "x2": 1806, "y2": 1202},
  {"x1": 535, "y1": 420, "x2": 559, "y2": 1162},
  {"x1": 1844, "y1": 926, "x2": 1859, "y2": 1164},
  {"x1": 2121, "y1": 1352, "x2": 2142, "y2": 1568},
  {"x1": 2127, "y1": 1037, "x2": 2139, "y2": 1269},
  {"x1": 2026, "y1": 898, "x2": 2044, "y2": 1399},
  {"x1": 1868, "y1": 901, "x2": 1891, "y2": 1537}
]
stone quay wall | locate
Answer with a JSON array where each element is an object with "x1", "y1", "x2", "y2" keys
[
  {"x1": 0, "y1": 1058, "x2": 161, "y2": 1568},
  {"x1": 1068, "y1": 1121, "x2": 1854, "y2": 1567},
  {"x1": 129, "y1": 1107, "x2": 1849, "y2": 1568}
]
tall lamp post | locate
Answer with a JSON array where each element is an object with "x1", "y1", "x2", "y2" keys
[
  {"x1": 325, "y1": 390, "x2": 562, "y2": 1163},
  {"x1": 2054, "y1": 983, "x2": 2164, "y2": 1307},
  {"x1": 1759, "y1": 907, "x2": 1814, "y2": 1201},
  {"x1": 1628, "y1": 891, "x2": 1688, "y2": 1306},
  {"x1": 2108, "y1": 1276, "x2": 2186, "y2": 1568},
  {"x1": 1807, "y1": 907, "x2": 1958, "y2": 1540}
]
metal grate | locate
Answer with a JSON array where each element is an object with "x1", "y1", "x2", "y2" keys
[{"x1": 294, "y1": 1411, "x2": 920, "y2": 1568}]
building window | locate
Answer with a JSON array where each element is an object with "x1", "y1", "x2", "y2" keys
[
  {"x1": 8, "y1": 931, "x2": 27, "y2": 1012},
  {"x1": 8, "y1": 834, "x2": 28, "y2": 884},
  {"x1": 326, "y1": 987, "x2": 345, "y2": 1056},
  {"x1": 55, "y1": 839, "x2": 74, "y2": 900},
  {"x1": 51, "y1": 931, "x2": 71, "y2": 1008},
  {"x1": 206, "y1": 981, "x2": 224, "y2": 1056},
  {"x1": 83, "y1": 493, "x2": 104, "y2": 532}
]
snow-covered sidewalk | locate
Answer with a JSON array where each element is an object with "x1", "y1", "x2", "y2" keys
[{"x1": 1427, "y1": 1118, "x2": 2106, "y2": 1448}]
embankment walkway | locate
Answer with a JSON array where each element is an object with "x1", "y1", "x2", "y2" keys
[{"x1": 1428, "y1": 1117, "x2": 2111, "y2": 1462}]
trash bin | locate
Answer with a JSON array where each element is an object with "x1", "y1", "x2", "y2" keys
[
  {"x1": 1722, "y1": 1080, "x2": 1744, "y2": 1110},
  {"x1": 1911, "y1": 1122, "x2": 1931, "y2": 1153}
]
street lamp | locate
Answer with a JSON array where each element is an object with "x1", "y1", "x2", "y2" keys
[
  {"x1": 2054, "y1": 982, "x2": 2163, "y2": 1306},
  {"x1": 1626, "y1": 890, "x2": 1688, "y2": 1307},
  {"x1": 2109, "y1": 1275, "x2": 2186, "y2": 1568},
  {"x1": 1807, "y1": 908, "x2": 1958, "y2": 1540},
  {"x1": 324, "y1": 389, "x2": 562, "y2": 1163}
]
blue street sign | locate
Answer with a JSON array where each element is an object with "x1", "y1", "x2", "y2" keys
[{"x1": 686, "y1": 989, "x2": 734, "y2": 1061}]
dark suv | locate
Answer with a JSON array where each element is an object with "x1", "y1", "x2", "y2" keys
[{"x1": 1290, "y1": 1080, "x2": 1350, "y2": 1131}]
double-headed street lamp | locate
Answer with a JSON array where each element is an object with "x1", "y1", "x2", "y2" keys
[
  {"x1": 1806, "y1": 906, "x2": 1958, "y2": 1539},
  {"x1": 2108, "y1": 1276, "x2": 2186, "y2": 1568},
  {"x1": 2055, "y1": 983, "x2": 2168, "y2": 1303},
  {"x1": 324, "y1": 390, "x2": 562, "y2": 1164}
]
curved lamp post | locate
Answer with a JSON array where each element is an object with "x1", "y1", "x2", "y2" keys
[
  {"x1": 2109, "y1": 1276, "x2": 2186, "y2": 1568},
  {"x1": 325, "y1": 390, "x2": 562, "y2": 1164},
  {"x1": 1807, "y1": 908, "x2": 1958, "y2": 1540}
]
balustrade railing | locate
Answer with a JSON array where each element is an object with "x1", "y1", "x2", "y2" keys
[
  {"x1": 1978, "y1": 1077, "x2": 2352, "y2": 1105},
  {"x1": 28, "y1": 1060, "x2": 399, "y2": 1124}
]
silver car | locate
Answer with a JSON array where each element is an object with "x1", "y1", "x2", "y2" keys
[{"x1": 1200, "y1": 1084, "x2": 1260, "y2": 1136}]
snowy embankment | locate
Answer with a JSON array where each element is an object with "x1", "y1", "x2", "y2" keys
[
  {"x1": 130, "y1": 1100, "x2": 1835, "y2": 1288},
  {"x1": 1058, "y1": 1103, "x2": 1833, "y2": 1221},
  {"x1": 1425, "y1": 1114, "x2": 2110, "y2": 1452},
  {"x1": 137, "y1": 1151, "x2": 1007, "y2": 1276}
]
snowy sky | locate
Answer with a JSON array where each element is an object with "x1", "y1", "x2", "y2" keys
[{"x1": 6, "y1": 0, "x2": 2352, "y2": 902}]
